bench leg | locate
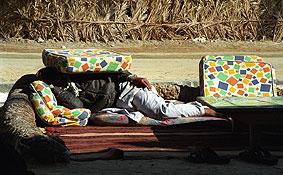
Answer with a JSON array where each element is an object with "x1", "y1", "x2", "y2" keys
[{"x1": 249, "y1": 124, "x2": 261, "y2": 146}]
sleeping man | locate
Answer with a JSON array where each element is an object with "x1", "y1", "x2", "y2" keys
[{"x1": 37, "y1": 67, "x2": 220, "y2": 123}]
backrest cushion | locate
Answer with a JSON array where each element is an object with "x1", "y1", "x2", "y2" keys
[
  {"x1": 199, "y1": 55, "x2": 277, "y2": 97},
  {"x1": 31, "y1": 81, "x2": 57, "y2": 110},
  {"x1": 30, "y1": 92, "x2": 56, "y2": 124},
  {"x1": 30, "y1": 80, "x2": 90, "y2": 126}
]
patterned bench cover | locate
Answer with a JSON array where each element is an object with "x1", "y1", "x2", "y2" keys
[
  {"x1": 91, "y1": 113, "x2": 226, "y2": 126},
  {"x1": 42, "y1": 49, "x2": 132, "y2": 73},
  {"x1": 30, "y1": 81, "x2": 91, "y2": 126},
  {"x1": 199, "y1": 55, "x2": 277, "y2": 97}
]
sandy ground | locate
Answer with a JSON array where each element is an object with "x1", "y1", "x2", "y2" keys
[{"x1": 1, "y1": 39, "x2": 283, "y2": 174}]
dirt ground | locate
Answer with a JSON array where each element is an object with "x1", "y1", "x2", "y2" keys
[
  {"x1": 1, "y1": 39, "x2": 283, "y2": 174},
  {"x1": 1, "y1": 39, "x2": 283, "y2": 85},
  {"x1": 27, "y1": 152, "x2": 283, "y2": 175}
]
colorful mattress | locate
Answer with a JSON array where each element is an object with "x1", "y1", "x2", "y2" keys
[
  {"x1": 42, "y1": 49, "x2": 132, "y2": 73},
  {"x1": 199, "y1": 55, "x2": 277, "y2": 97},
  {"x1": 90, "y1": 113, "x2": 226, "y2": 126}
]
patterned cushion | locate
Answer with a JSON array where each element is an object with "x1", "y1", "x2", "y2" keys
[
  {"x1": 31, "y1": 93, "x2": 56, "y2": 124},
  {"x1": 91, "y1": 113, "x2": 225, "y2": 126},
  {"x1": 30, "y1": 80, "x2": 90, "y2": 126},
  {"x1": 199, "y1": 55, "x2": 277, "y2": 97},
  {"x1": 42, "y1": 49, "x2": 132, "y2": 73},
  {"x1": 32, "y1": 81, "x2": 57, "y2": 110}
]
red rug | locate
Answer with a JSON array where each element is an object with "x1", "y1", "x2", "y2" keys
[{"x1": 46, "y1": 124, "x2": 283, "y2": 154}]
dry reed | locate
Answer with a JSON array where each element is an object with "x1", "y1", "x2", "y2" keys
[{"x1": 1, "y1": 0, "x2": 283, "y2": 42}]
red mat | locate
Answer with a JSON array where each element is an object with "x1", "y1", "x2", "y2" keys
[
  {"x1": 45, "y1": 123, "x2": 235, "y2": 154},
  {"x1": 46, "y1": 124, "x2": 283, "y2": 154}
]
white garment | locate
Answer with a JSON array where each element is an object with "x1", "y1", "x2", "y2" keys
[
  {"x1": 99, "y1": 108, "x2": 144, "y2": 122},
  {"x1": 115, "y1": 82, "x2": 205, "y2": 122}
]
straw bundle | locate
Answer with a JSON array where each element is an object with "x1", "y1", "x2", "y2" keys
[{"x1": 1, "y1": 0, "x2": 283, "y2": 42}]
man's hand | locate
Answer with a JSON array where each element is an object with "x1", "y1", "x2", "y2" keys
[{"x1": 132, "y1": 77, "x2": 152, "y2": 91}]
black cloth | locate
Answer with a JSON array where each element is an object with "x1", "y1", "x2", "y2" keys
[
  {"x1": 68, "y1": 71, "x2": 132, "y2": 84},
  {"x1": 51, "y1": 86, "x2": 84, "y2": 109},
  {"x1": 53, "y1": 72, "x2": 132, "y2": 112}
]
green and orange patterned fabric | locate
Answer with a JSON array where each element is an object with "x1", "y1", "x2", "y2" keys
[
  {"x1": 42, "y1": 49, "x2": 132, "y2": 73},
  {"x1": 199, "y1": 55, "x2": 277, "y2": 97},
  {"x1": 30, "y1": 81, "x2": 91, "y2": 126},
  {"x1": 91, "y1": 113, "x2": 225, "y2": 126}
]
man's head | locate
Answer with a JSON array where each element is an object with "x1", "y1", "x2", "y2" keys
[{"x1": 36, "y1": 67, "x2": 68, "y2": 88}]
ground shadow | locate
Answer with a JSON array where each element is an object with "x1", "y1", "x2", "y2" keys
[
  {"x1": 120, "y1": 121, "x2": 283, "y2": 151},
  {"x1": 178, "y1": 85, "x2": 200, "y2": 102}
]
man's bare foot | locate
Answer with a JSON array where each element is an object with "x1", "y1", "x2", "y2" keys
[{"x1": 204, "y1": 108, "x2": 223, "y2": 117}]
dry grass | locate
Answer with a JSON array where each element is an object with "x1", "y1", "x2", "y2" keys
[{"x1": 1, "y1": 0, "x2": 283, "y2": 42}]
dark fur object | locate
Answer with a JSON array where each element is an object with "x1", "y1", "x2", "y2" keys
[
  {"x1": 0, "y1": 74, "x2": 70, "y2": 163},
  {"x1": 1, "y1": 90, "x2": 45, "y2": 139},
  {"x1": 0, "y1": 75, "x2": 46, "y2": 148}
]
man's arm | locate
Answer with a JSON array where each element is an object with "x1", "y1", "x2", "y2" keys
[
  {"x1": 118, "y1": 72, "x2": 152, "y2": 90},
  {"x1": 131, "y1": 76, "x2": 152, "y2": 91}
]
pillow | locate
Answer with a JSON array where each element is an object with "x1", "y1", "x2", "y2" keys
[
  {"x1": 31, "y1": 81, "x2": 57, "y2": 110},
  {"x1": 31, "y1": 92, "x2": 56, "y2": 124},
  {"x1": 30, "y1": 80, "x2": 91, "y2": 126}
]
